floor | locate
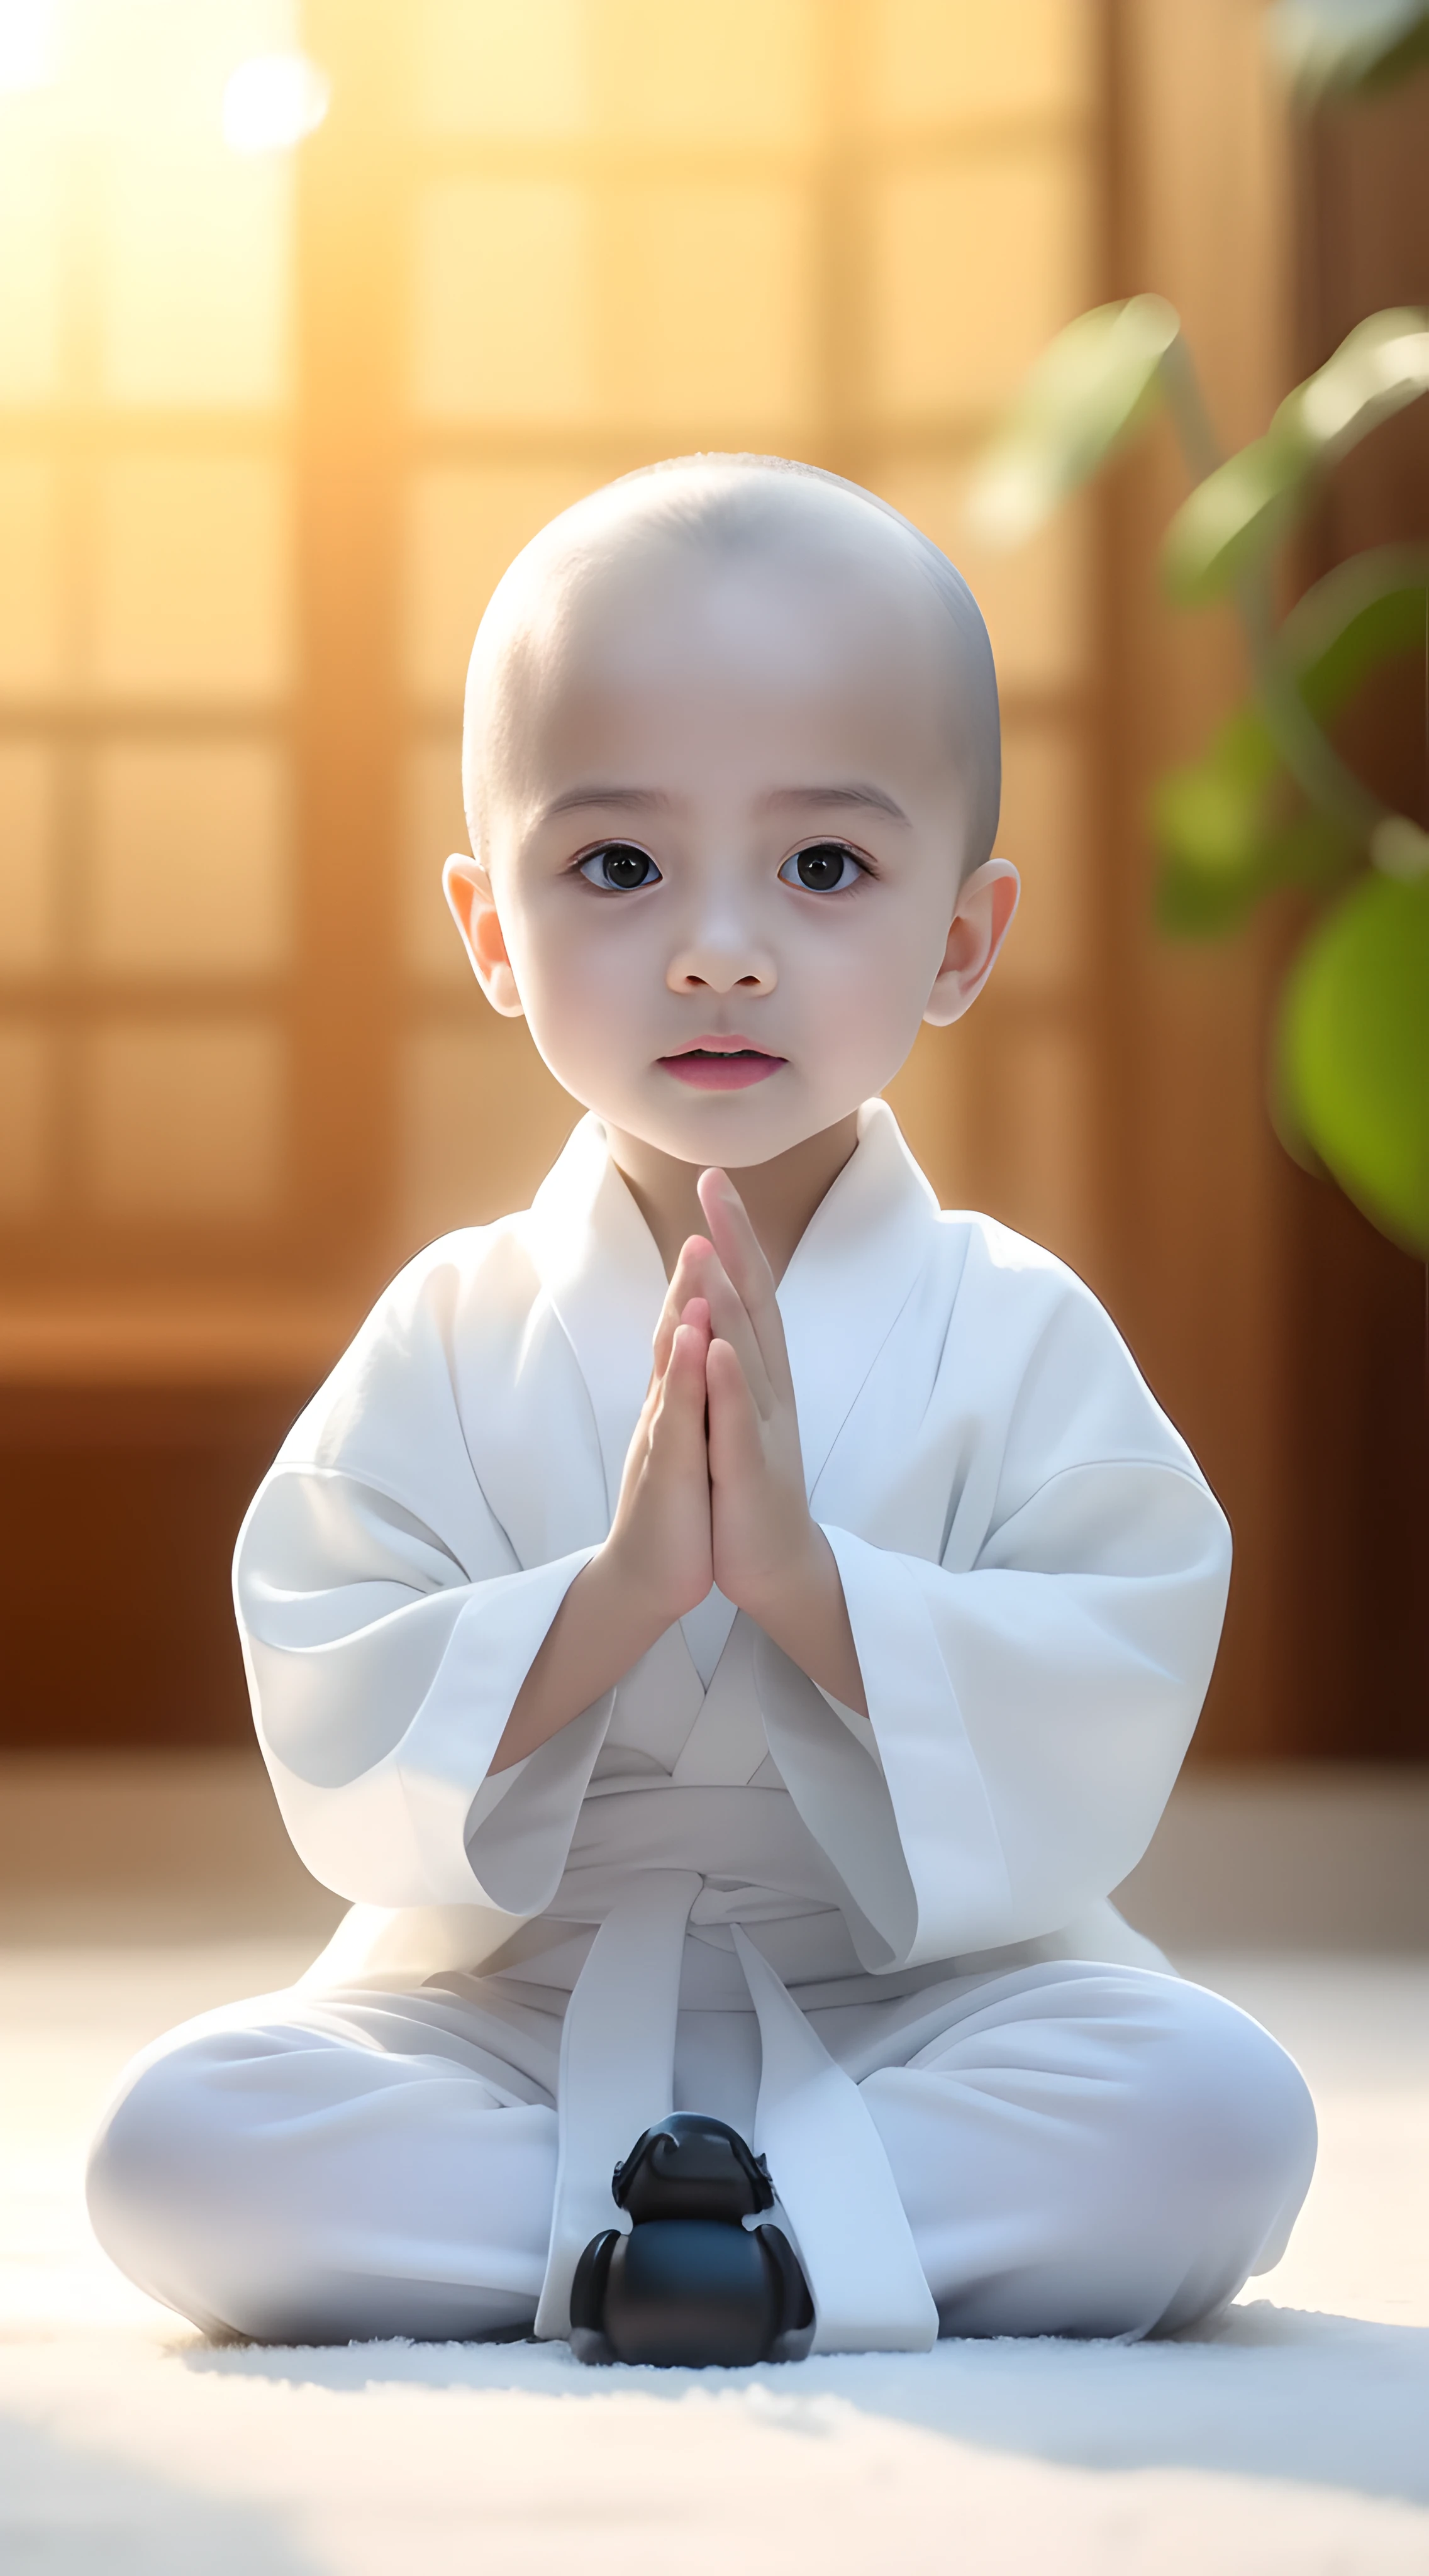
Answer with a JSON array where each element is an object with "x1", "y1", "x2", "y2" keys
[{"x1": 3, "y1": 1757, "x2": 1428, "y2": 2575}]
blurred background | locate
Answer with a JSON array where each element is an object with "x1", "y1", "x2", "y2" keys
[{"x1": 0, "y1": 0, "x2": 1425, "y2": 1779}]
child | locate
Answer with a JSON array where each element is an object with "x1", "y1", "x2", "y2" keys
[{"x1": 89, "y1": 457, "x2": 1315, "y2": 2352}]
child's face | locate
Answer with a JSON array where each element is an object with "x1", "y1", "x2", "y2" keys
[{"x1": 448, "y1": 528, "x2": 1016, "y2": 1173}]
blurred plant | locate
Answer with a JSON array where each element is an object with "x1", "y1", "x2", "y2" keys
[
  {"x1": 967, "y1": 1, "x2": 1429, "y2": 1257},
  {"x1": 1267, "y1": 0, "x2": 1429, "y2": 99},
  {"x1": 969, "y1": 292, "x2": 1429, "y2": 1259}
]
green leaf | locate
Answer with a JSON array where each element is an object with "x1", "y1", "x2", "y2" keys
[
  {"x1": 965, "y1": 297, "x2": 1180, "y2": 545},
  {"x1": 1162, "y1": 313, "x2": 1429, "y2": 604},
  {"x1": 1157, "y1": 843, "x2": 1276, "y2": 938},
  {"x1": 1154, "y1": 714, "x2": 1356, "y2": 935},
  {"x1": 1282, "y1": 543, "x2": 1429, "y2": 721},
  {"x1": 1371, "y1": 815, "x2": 1429, "y2": 879},
  {"x1": 1154, "y1": 712, "x2": 1277, "y2": 881},
  {"x1": 1161, "y1": 419, "x2": 1314, "y2": 603},
  {"x1": 1270, "y1": 809, "x2": 1365, "y2": 890},
  {"x1": 1278, "y1": 872, "x2": 1429, "y2": 1254},
  {"x1": 1157, "y1": 552, "x2": 1429, "y2": 932},
  {"x1": 1291, "y1": 309, "x2": 1429, "y2": 457},
  {"x1": 1267, "y1": 0, "x2": 1429, "y2": 99}
]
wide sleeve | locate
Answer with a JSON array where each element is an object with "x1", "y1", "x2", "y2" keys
[
  {"x1": 235, "y1": 1241, "x2": 615, "y2": 1913},
  {"x1": 756, "y1": 1248, "x2": 1233, "y2": 1972}
]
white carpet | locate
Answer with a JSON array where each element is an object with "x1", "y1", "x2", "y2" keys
[
  {"x1": 4, "y1": 1941, "x2": 1428, "y2": 2574},
  {"x1": 3, "y1": 1763, "x2": 1428, "y2": 2573}
]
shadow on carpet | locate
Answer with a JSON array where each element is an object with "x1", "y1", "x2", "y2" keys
[
  {"x1": 1, "y1": 2411, "x2": 323, "y2": 2576},
  {"x1": 181, "y1": 2301, "x2": 1429, "y2": 2510}
]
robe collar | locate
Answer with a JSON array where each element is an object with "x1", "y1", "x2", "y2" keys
[
  {"x1": 523, "y1": 1115, "x2": 668, "y2": 1524},
  {"x1": 777, "y1": 1098, "x2": 941, "y2": 1503},
  {"x1": 523, "y1": 1098, "x2": 940, "y2": 1520}
]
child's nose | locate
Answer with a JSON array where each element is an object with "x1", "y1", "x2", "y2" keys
[{"x1": 667, "y1": 928, "x2": 777, "y2": 996}]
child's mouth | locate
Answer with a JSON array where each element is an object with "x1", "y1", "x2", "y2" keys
[{"x1": 659, "y1": 1046, "x2": 786, "y2": 1091}]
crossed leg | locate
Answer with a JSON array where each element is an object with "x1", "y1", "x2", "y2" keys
[{"x1": 87, "y1": 1962, "x2": 1315, "y2": 2346}]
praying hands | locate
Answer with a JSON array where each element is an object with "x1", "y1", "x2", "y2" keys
[{"x1": 492, "y1": 1169, "x2": 866, "y2": 1772}]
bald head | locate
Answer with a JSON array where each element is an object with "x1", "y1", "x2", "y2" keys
[{"x1": 462, "y1": 455, "x2": 1001, "y2": 879}]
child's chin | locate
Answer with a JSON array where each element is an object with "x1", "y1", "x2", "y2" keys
[{"x1": 650, "y1": 1096, "x2": 818, "y2": 1167}]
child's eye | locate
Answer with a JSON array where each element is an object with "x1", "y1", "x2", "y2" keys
[
  {"x1": 779, "y1": 841, "x2": 865, "y2": 893},
  {"x1": 577, "y1": 843, "x2": 662, "y2": 892}
]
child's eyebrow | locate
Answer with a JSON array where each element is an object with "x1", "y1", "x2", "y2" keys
[
  {"x1": 539, "y1": 786, "x2": 672, "y2": 821},
  {"x1": 763, "y1": 783, "x2": 910, "y2": 824},
  {"x1": 535, "y1": 780, "x2": 910, "y2": 826}
]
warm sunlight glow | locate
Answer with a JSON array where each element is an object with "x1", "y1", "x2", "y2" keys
[
  {"x1": 0, "y1": 0, "x2": 1100, "y2": 1283},
  {"x1": 222, "y1": 49, "x2": 330, "y2": 155},
  {"x1": 0, "y1": 0, "x2": 57, "y2": 93}
]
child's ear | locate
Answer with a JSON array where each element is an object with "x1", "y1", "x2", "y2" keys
[
  {"x1": 443, "y1": 853, "x2": 525, "y2": 1018},
  {"x1": 922, "y1": 857, "x2": 1020, "y2": 1028}
]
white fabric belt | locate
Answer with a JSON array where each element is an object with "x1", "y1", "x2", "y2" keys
[{"x1": 533, "y1": 1868, "x2": 938, "y2": 2354}]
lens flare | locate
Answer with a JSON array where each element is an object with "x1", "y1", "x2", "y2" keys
[
  {"x1": 221, "y1": 50, "x2": 330, "y2": 155},
  {"x1": 0, "y1": 0, "x2": 58, "y2": 94}
]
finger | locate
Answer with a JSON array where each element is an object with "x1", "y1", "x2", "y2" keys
[
  {"x1": 696, "y1": 1170, "x2": 771, "y2": 1304},
  {"x1": 651, "y1": 1240, "x2": 714, "y2": 1379},
  {"x1": 657, "y1": 1304, "x2": 711, "y2": 1413},
  {"x1": 669, "y1": 1316, "x2": 711, "y2": 1393},
  {"x1": 687, "y1": 1248, "x2": 772, "y2": 1411},
  {"x1": 697, "y1": 1170, "x2": 792, "y2": 1396},
  {"x1": 705, "y1": 1334, "x2": 767, "y2": 1492},
  {"x1": 659, "y1": 1233, "x2": 771, "y2": 1411},
  {"x1": 651, "y1": 1319, "x2": 713, "y2": 1465},
  {"x1": 678, "y1": 1296, "x2": 711, "y2": 1373}
]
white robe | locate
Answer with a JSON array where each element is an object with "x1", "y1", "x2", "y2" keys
[{"x1": 217, "y1": 1101, "x2": 1244, "y2": 2350}]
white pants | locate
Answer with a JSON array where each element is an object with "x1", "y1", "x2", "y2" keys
[{"x1": 87, "y1": 1960, "x2": 1316, "y2": 2349}]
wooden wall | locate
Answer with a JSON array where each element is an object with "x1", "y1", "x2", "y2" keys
[
  {"x1": 1100, "y1": 0, "x2": 1428, "y2": 1760},
  {"x1": 1279, "y1": 68, "x2": 1429, "y2": 1757},
  {"x1": 1, "y1": 1, "x2": 1422, "y2": 1757}
]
